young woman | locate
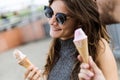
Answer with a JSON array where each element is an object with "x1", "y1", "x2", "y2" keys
[{"x1": 24, "y1": 0, "x2": 118, "y2": 80}]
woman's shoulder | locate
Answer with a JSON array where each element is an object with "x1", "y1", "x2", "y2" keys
[
  {"x1": 97, "y1": 38, "x2": 109, "y2": 53},
  {"x1": 99, "y1": 38, "x2": 109, "y2": 47},
  {"x1": 96, "y1": 38, "x2": 112, "y2": 62},
  {"x1": 96, "y1": 38, "x2": 118, "y2": 80}
]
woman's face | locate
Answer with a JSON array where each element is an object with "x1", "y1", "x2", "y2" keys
[{"x1": 48, "y1": 0, "x2": 77, "y2": 40}]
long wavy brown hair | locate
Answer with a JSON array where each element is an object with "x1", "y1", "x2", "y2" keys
[{"x1": 43, "y1": 0, "x2": 109, "y2": 80}]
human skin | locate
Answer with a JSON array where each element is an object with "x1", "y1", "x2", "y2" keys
[
  {"x1": 96, "y1": 0, "x2": 120, "y2": 24},
  {"x1": 24, "y1": 1, "x2": 78, "y2": 79},
  {"x1": 24, "y1": 0, "x2": 118, "y2": 80},
  {"x1": 48, "y1": 0, "x2": 77, "y2": 40},
  {"x1": 113, "y1": 0, "x2": 120, "y2": 23},
  {"x1": 78, "y1": 39, "x2": 118, "y2": 80},
  {"x1": 78, "y1": 56, "x2": 105, "y2": 80}
]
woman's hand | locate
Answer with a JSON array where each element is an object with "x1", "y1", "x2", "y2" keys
[
  {"x1": 78, "y1": 55, "x2": 105, "y2": 80},
  {"x1": 24, "y1": 66, "x2": 41, "y2": 80}
]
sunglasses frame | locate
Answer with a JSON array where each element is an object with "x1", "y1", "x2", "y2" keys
[{"x1": 44, "y1": 6, "x2": 68, "y2": 24}]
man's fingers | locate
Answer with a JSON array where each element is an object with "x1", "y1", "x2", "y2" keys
[
  {"x1": 89, "y1": 56, "x2": 102, "y2": 74},
  {"x1": 78, "y1": 72, "x2": 91, "y2": 80},
  {"x1": 77, "y1": 55, "x2": 83, "y2": 62},
  {"x1": 80, "y1": 68, "x2": 94, "y2": 77},
  {"x1": 80, "y1": 63, "x2": 89, "y2": 69}
]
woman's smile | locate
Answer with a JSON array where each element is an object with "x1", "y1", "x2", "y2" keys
[
  {"x1": 53, "y1": 28, "x2": 62, "y2": 31},
  {"x1": 51, "y1": 27, "x2": 62, "y2": 32}
]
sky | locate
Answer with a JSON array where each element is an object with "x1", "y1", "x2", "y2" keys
[{"x1": 0, "y1": 0, "x2": 48, "y2": 12}]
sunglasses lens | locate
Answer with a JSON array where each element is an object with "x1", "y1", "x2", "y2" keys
[
  {"x1": 56, "y1": 13, "x2": 66, "y2": 24},
  {"x1": 44, "y1": 6, "x2": 67, "y2": 24},
  {"x1": 44, "y1": 6, "x2": 53, "y2": 18}
]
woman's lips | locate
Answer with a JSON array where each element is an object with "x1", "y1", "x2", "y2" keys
[{"x1": 52, "y1": 28, "x2": 62, "y2": 31}]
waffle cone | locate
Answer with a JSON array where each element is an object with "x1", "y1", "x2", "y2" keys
[
  {"x1": 18, "y1": 57, "x2": 33, "y2": 69},
  {"x1": 74, "y1": 38, "x2": 89, "y2": 63}
]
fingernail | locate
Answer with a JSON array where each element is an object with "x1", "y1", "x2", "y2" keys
[
  {"x1": 25, "y1": 78, "x2": 29, "y2": 80},
  {"x1": 90, "y1": 56, "x2": 93, "y2": 63},
  {"x1": 84, "y1": 64, "x2": 89, "y2": 68},
  {"x1": 90, "y1": 72, "x2": 94, "y2": 77}
]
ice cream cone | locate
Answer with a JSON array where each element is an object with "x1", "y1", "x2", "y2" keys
[
  {"x1": 13, "y1": 49, "x2": 33, "y2": 69},
  {"x1": 74, "y1": 38, "x2": 89, "y2": 63},
  {"x1": 18, "y1": 57, "x2": 33, "y2": 69},
  {"x1": 73, "y1": 28, "x2": 89, "y2": 63}
]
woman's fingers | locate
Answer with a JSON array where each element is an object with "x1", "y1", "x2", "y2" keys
[
  {"x1": 32, "y1": 69, "x2": 41, "y2": 80},
  {"x1": 24, "y1": 66, "x2": 34, "y2": 79},
  {"x1": 37, "y1": 77, "x2": 40, "y2": 80},
  {"x1": 24, "y1": 66, "x2": 41, "y2": 80},
  {"x1": 27, "y1": 67, "x2": 39, "y2": 80}
]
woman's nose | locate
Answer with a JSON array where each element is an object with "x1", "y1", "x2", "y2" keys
[{"x1": 48, "y1": 15, "x2": 58, "y2": 25}]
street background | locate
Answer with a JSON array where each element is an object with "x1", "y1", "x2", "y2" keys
[{"x1": 0, "y1": 38, "x2": 51, "y2": 80}]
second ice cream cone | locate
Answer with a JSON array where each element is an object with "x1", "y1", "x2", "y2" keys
[
  {"x1": 73, "y1": 28, "x2": 89, "y2": 63},
  {"x1": 74, "y1": 38, "x2": 89, "y2": 63}
]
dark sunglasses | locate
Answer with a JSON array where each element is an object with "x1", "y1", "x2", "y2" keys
[{"x1": 44, "y1": 6, "x2": 70, "y2": 24}]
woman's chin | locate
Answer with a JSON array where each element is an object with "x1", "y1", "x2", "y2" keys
[{"x1": 50, "y1": 34, "x2": 60, "y2": 38}]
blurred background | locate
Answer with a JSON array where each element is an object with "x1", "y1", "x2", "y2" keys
[
  {"x1": 0, "y1": 0, "x2": 51, "y2": 80},
  {"x1": 0, "y1": 0, "x2": 50, "y2": 52},
  {"x1": 0, "y1": 0, "x2": 120, "y2": 80}
]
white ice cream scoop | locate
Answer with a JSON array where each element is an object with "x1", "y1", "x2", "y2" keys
[
  {"x1": 13, "y1": 49, "x2": 26, "y2": 63},
  {"x1": 13, "y1": 49, "x2": 33, "y2": 68},
  {"x1": 73, "y1": 28, "x2": 89, "y2": 63}
]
